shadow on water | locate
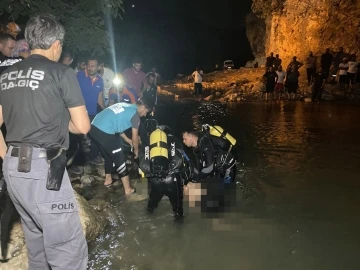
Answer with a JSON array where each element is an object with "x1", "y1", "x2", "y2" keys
[{"x1": 88, "y1": 100, "x2": 360, "y2": 270}]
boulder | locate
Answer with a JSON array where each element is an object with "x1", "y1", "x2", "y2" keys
[
  {"x1": 204, "y1": 95, "x2": 215, "y2": 101},
  {"x1": 252, "y1": 82, "x2": 266, "y2": 93},
  {"x1": 80, "y1": 175, "x2": 95, "y2": 186},
  {"x1": 83, "y1": 164, "x2": 94, "y2": 174}
]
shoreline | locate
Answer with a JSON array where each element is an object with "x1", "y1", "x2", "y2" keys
[{"x1": 160, "y1": 68, "x2": 360, "y2": 103}]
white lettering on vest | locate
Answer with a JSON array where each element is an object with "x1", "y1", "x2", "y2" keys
[
  {"x1": 0, "y1": 69, "x2": 45, "y2": 91},
  {"x1": 171, "y1": 142, "x2": 175, "y2": 156},
  {"x1": 109, "y1": 103, "x2": 125, "y2": 114}
]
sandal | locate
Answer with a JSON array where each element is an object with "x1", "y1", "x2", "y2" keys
[{"x1": 104, "y1": 182, "x2": 113, "y2": 188}]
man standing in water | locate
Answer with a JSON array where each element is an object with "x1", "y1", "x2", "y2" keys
[
  {"x1": 182, "y1": 126, "x2": 237, "y2": 183},
  {"x1": 192, "y1": 67, "x2": 204, "y2": 100},
  {"x1": 263, "y1": 66, "x2": 278, "y2": 101},
  {"x1": 0, "y1": 14, "x2": 90, "y2": 269},
  {"x1": 182, "y1": 126, "x2": 238, "y2": 218}
]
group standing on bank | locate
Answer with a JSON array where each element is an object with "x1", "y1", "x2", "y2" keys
[{"x1": 0, "y1": 14, "x2": 239, "y2": 269}]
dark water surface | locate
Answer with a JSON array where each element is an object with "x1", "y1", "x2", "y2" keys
[{"x1": 88, "y1": 100, "x2": 360, "y2": 270}]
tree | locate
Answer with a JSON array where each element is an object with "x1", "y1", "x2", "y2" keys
[{"x1": 0, "y1": 0, "x2": 124, "y2": 55}]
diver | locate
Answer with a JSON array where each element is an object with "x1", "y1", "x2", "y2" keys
[
  {"x1": 138, "y1": 119, "x2": 191, "y2": 220},
  {"x1": 182, "y1": 124, "x2": 238, "y2": 183},
  {"x1": 182, "y1": 125, "x2": 239, "y2": 218}
]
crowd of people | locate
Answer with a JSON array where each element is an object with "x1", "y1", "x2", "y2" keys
[
  {"x1": 0, "y1": 15, "x2": 239, "y2": 269},
  {"x1": 262, "y1": 49, "x2": 360, "y2": 102}
]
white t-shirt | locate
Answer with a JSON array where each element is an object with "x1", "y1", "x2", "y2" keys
[
  {"x1": 347, "y1": 61, "x2": 358, "y2": 74},
  {"x1": 339, "y1": 63, "x2": 349, "y2": 75},
  {"x1": 276, "y1": 71, "x2": 287, "y2": 83},
  {"x1": 192, "y1": 70, "x2": 203, "y2": 83},
  {"x1": 100, "y1": 67, "x2": 115, "y2": 98}
]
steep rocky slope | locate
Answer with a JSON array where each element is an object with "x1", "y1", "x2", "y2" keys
[{"x1": 247, "y1": 0, "x2": 360, "y2": 66}]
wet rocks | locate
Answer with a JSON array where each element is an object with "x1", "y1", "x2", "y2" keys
[
  {"x1": 88, "y1": 198, "x2": 110, "y2": 212},
  {"x1": 76, "y1": 192, "x2": 107, "y2": 240},
  {"x1": 83, "y1": 163, "x2": 94, "y2": 174},
  {"x1": 0, "y1": 222, "x2": 27, "y2": 267},
  {"x1": 80, "y1": 175, "x2": 95, "y2": 186}
]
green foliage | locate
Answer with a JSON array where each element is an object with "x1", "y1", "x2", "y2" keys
[{"x1": 0, "y1": 0, "x2": 124, "y2": 55}]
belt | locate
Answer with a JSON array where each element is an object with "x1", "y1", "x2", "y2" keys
[{"x1": 10, "y1": 147, "x2": 47, "y2": 158}]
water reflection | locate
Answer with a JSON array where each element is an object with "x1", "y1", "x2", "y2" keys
[{"x1": 88, "y1": 101, "x2": 360, "y2": 270}]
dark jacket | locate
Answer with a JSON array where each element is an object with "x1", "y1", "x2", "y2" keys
[
  {"x1": 0, "y1": 52, "x2": 23, "y2": 74},
  {"x1": 192, "y1": 133, "x2": 236, "y2": 181}
]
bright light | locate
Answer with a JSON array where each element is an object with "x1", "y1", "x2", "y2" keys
[
  {"x1": 132, "y1": 4, "x2": 135, "y2": 8},
  {"x1": 113, "y1": 76, "x2": 123, "y2": 86}
]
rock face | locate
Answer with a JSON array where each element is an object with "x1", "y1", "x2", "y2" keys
[
  {"x1": 245, "y1": 12, "x2": 267, "y2": 66},
  {"x1": 0, "y1": 191, "x2": 107, "y2": 270},
  {"x1": 248, "y1": 0, "x2": 360, "y2": 67}
]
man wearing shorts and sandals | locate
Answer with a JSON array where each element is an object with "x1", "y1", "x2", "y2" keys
[
  {"x1": 192, "y1": 67, "x2": 203, "y2": 99},
  {"x1": 89, "y1": 98, "x2": 152, "y2": 192}
]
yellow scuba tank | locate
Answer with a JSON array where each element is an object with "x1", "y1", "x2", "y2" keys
[
  {"x1": 208, "y1": 125, "x2": 236, "y2": 146},
  {"x1": 149, "y1": 128, "x2": 169, "y2": 175}
]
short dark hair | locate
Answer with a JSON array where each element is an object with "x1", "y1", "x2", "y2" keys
[
  {"x1": 147, "y1": 72, "x2": 155, "y2": 78},
  {"x1": 182, "y1": 127, "x2": 198, "y2": 137},
  {"x1": 137, "y1": 96, "x2": 154, "y2": 110},
  {"x1": 88, "y1": 55, "x2": 100, "y2": 65},
  {"x1": 25, "y1": 14, "x2": 65, "y2": 50},
  {"x1": 0, "y1": 33, "x2": 15, "y2": 44},
  {"x1": 133, "y1": 56, "x2": 142, "y2": 64},
  {"x1": 60, "y1": 51, "x2": 73, "y2": 61}
]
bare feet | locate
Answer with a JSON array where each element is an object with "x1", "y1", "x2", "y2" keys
[{"x1": 125, "y1": 188, "x2": 136, "y2": 196}]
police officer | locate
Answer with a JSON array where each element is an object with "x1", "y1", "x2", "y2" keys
[
  {"x1": 139, "y1": 121, "x2": 191, "y2": 220},
  {"x1": 0, "y1": 14, "x2": 90, "y2": 270}
]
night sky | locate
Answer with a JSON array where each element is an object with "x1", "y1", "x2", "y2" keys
[
  {"x1": 114, "y1": 0, "x2": 253, "y2": 78},
  {"x1": 1, "y1": 0, "x2": 254, "y2": 79}
]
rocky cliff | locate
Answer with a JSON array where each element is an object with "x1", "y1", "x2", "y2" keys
[{"x1": 247, "y1": 0, "x2": 360, "y2": 67}]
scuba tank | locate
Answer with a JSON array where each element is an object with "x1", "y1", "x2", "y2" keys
[
  {"x1": 201, "y1": 124, "x2": 240, "y2": 179},
  {"x1": 206, "y1": 125, "x2": 236, "y2": 146},
  {"x1": 202, "y1": 124, "x2": 237, "y2": 154},
  {"x1": 149, "y1": 128, "x2": 169, "y2": 176}
]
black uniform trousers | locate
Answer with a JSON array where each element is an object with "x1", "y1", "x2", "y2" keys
[{"x1": 147, "y1": 173, "x2": 183, "y2": 217}]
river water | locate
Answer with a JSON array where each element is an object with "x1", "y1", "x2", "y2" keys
[{"x1": 88, "y1": 100, "x2": 360, "y2": 270}]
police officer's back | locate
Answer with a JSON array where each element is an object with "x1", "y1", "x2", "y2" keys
[{"x1": 0, "y1": 14, "x2": 90, "y2": 269}]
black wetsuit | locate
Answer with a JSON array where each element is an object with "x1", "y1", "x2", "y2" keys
[
  {"x1": 192, "y1": 133, "x2": 237, "y2": 182},
  {"x1": 139, "y1": 132, "x2": 190, "y2": 219}
]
